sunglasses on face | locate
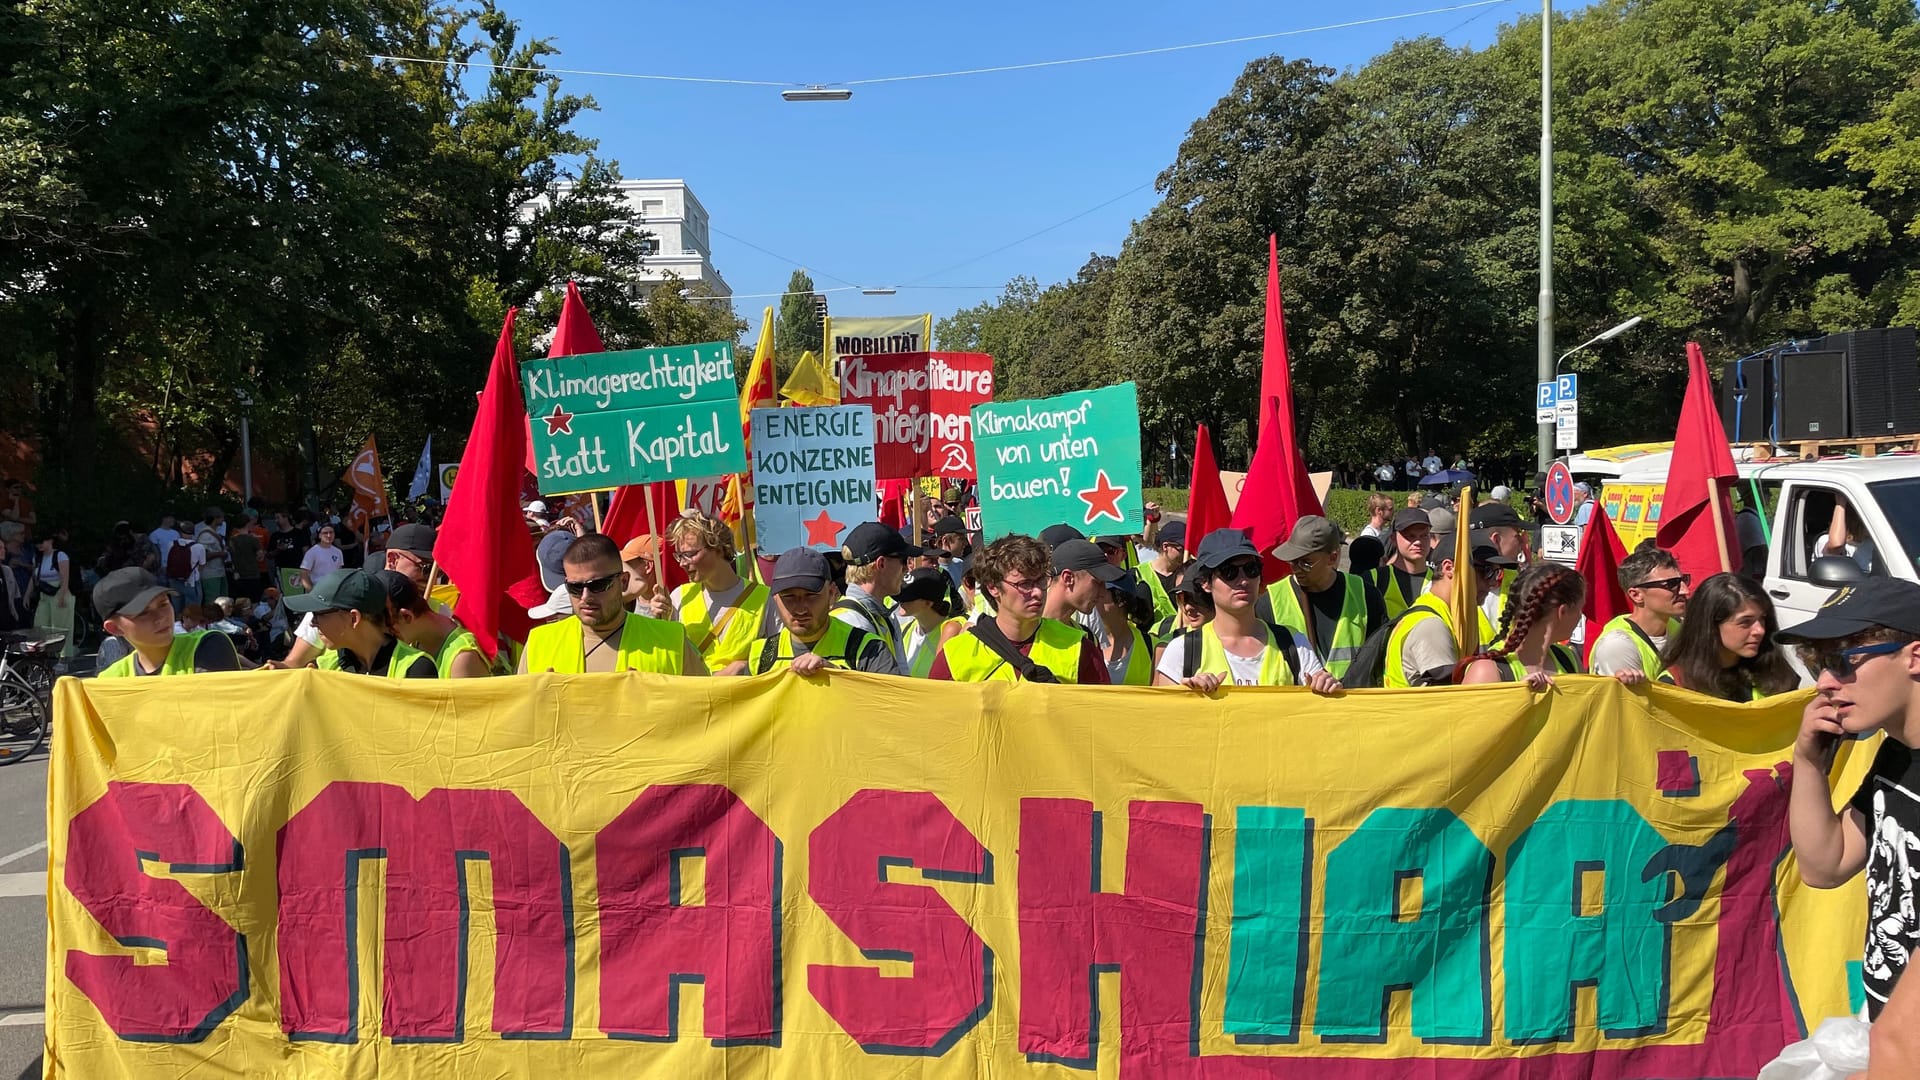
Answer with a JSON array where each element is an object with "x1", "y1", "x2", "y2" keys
[
  {"x1": 1214, "y1": 561, "x2": 1263, "y2": 584},
  {"x1": 1474, "y1": 562, "x2": 1503, "y2": 579},
  {"x1": 1797, "y1": 639, "x2": 1911, "y2": 677},
  {"x1": 1632, "y1": 574, "x2": 1691, "y2": 593},
  {"x1": 563, "y1": 572, "x2": 621, "y2": 596}
]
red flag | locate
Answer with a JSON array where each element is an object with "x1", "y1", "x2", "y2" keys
[
  {"x1": 550, "y1": 280, "x2": 605, "y2": 357},
  {"x1": 1184, "y1": 423, "x2": 1231, "y2": 551},
  {"x1": 435, "y1": 308, "x2": 545, "y2": 659},
  {"x1": 1576, "y1": 506, "x2": 1632, "y2": 663},
  {"x1": 1252, "y1": 234, "x2": 1322, "y2": 520},
  {"x1": 1258, "y1": 235, "x2": 1299, "y2": 447},
  {"x1": 1231, "y1": 397, "x2": 1311, "y2": 582},
  {"x1": 603, "y1": 481, "x2": 688, "y2": 590},
  {"x1": 1655, "y1": 341, "x2": 1738, "y2": 583}
]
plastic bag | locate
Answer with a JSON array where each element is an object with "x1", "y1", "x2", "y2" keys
[{"x1": 1758, "y1": 1016, "x2": 1872, "y2": 1080}]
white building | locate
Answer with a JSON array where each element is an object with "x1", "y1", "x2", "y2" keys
[{"x1": 614, "y1": 179, "x2": 730, "y2": 299}]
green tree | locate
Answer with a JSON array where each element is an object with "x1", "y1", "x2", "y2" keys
[
  {"x1": 774, "y1": 269, "x2": 823, "y2": 379},
  {"x1": 642, "y1": 274, "x2": 747, "y2": 349}
]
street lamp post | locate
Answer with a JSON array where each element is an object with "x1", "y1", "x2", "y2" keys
[
  {"x1": 1535, "y1": 0, "x2": 1555, "y2": 473},
  {"x1": 1555, "y1": 315, "x2": 1645, "y2": 374}
]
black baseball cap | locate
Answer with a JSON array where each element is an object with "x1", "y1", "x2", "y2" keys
[
  {"x1": 769, "y1": 548, "x2": 831, "y2": 593},
  {"x1": 93, "y1": 568, "x2": 170, "y2": 619},
  {"x1": 284, "y1": 569, "x2": 389, "y2": 615},
  {"x1": 372, "y1": 569, "x2": 421, "y2": 609},
  {"x1": 931, "y1": 515, "x2": 968, "y2": 538},
  {"x1": 842, "y1": 521, "x2": 912, "y2": 565},
  {"x1": 1155, "y1": 520, "x2": 1187, "y2": 551},
  {"x1": 388, "y1": 522, "x2": 437, "y2": 557},
  {"x1": 1392, "y1": 509, "x2": 1432, "y2": 534},
  {"x1": 1776, "y1": 579, "x2": 1920, "y2": 643},
  {"x1": 1468, "y1": 503, "x2": 1525, "y2": 530},
  {"x1": 1175, "y1": 562, "x2": 1208, "y2": 598},
  {"x1": 1192, "y1": 528, "x2": 1261, "y2": 571},
  {"x1": 1051, "y1": 538, "x2": 1126, "y2": 582},
  {"x1": 1433, "y1": 528, "x2": 1519, "y2": 570},
  {"x1": 1039, "y1": 523, "x2": 1085, "y2": 548},
  {"x1": 1094, "y1": 534, "x2": 1130, "y2": 549},
  {"x1": 897, "y1": 567, "x2": 951, "y2": 607}
]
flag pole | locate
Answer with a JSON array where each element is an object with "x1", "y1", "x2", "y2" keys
[
  {"x1": 644, "y1": 483, "x2": 666, "y2": 585},
  {"x1": 591, "y1": 490, "x2": 605, "y2": 533},
  {"x1": 1706, "y1": 479, "x2": 1732, "y2": 573}
]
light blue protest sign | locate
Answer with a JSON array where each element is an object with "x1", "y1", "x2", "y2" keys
[{"x1": 750, "y1": 406, "x2": 877, "y2": 551}]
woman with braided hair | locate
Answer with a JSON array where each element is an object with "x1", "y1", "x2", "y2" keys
[{"x1": 1459, "y1": 563, "x2": 1587, "y2": 690}]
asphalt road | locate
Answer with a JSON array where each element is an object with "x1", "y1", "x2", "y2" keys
[{"x1": 0, "y1": 752, "x2": 49, "y2": 1079}]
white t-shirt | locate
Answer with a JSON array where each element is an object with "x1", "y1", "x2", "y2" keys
[
  {"x1": 1589, "y1": 625, "x2": 1669, "y2": 676},
  {"x1": 148, "y1": 526, "x2": 181, "y2": 554},
  {"x1": 1155, "y1": 626, "x2": 1324, "y2": 686},
  {"x1": 1360, "y1": 523, "x2": 1386, "y2": 540},
  {"x1": 1422, "y1": 456, "x2": 1443, "y2": 475},
  {"x1": 301, "y1": 544, "x2": 345, "y2": 580},
  {"x1": 1813, "y1": 535, "x2": 1875, "y2": 573}
]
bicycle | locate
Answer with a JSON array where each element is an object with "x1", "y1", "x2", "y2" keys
[{"x1": 0, "y1": 629, "x2": 60, "y2": 765}]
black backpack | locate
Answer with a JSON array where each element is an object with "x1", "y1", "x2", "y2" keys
[
  {"x1": 755, "y1": 627, "x2": 871, "y2": 675},
  {"x1": 1180, "y1": 621, "x2": 1301, "y2": 684},
  {"x1": 1340, "y1": 609, "x2": 1430, "y2": 689}
]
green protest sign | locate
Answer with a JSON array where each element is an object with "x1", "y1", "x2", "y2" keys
[
  {"x1": 971, "y1": 382, "x2": 1144, "y2": 540},
  {"x1": 519, "y1": 341, "x2": 747, "y2": 495}
]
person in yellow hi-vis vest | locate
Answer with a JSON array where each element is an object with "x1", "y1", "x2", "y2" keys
[
  {"x1": 1154, "y1": 529, "x2": 1340, "y2": 693},
  {"x1": 522, "y1": 534, "x2": 705, "y2": 675},
  {"x1": 738, "y1": 549, "x2": 899, "y2": 676},
  {"x1": 1362, "y1": 508, "x2": 1436, "y2": 619},
  {"x1": 929, "y1": 534, "x2": 1108, "y2": 683},
  {"x1": 1588, "y1": 547, "x2": 1689, "y2": 684},
  {"x1": 1384, "y1": 528, "x2": 1513, "y2": 688},
  {"x1": 379, "y1": 571, "x2": 495, "y2": 678},
  {"x1": 1258, "y1": 516, "x2": 1384, "y2": 681},
  {"x1": 1468, "y1": 502, "x2": 1532, "y2": 629},
  {"x1": 1139, "y1": 519, "x2": 1186, "y2": 626},
  {"x1": 651, "y1": 511, "x2": 772, "y2": 671},
  {"x1": 92, "y1": 568, "x2": 241, "y2": 678},
  {"x1": 897, "y1": 568, "x2": 966, "y2": 678},
  {"x1": 285, "y1": 568, "x2": 437, "y2": 679}
]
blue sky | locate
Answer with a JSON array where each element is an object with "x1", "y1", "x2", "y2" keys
[{"x1": 497, "y1": 0, "x2": 1532, "y2": 339}]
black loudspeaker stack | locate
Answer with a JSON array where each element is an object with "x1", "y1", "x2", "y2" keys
[
  {"x1": 1829, "y1": 327, "x2": 1920, "y2": 438},
  {"x1": 1716, "y1": 327, "x2": 1918, "y2": 442}
]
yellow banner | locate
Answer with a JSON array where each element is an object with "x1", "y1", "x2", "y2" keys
[
  {"x1": 49, "y1": 674, "x2": 1867, "y2": 1077},
  {"x1": 822, "y1": 313, "x2": 932, "y2": 375}
]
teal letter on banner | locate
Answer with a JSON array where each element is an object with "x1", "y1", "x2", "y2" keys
[
  {"x1": 1312, "y1": 807, "x2": 1493, "y2": 1042},
  {"x1": 1224, "y1": 807, "x2": 1310, "y2": 1041},
  {"x1": 1504, "y1": 800, "x2": 1672, "y2": 1042}
]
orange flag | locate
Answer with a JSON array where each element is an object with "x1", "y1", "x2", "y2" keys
[{"x1": 339, "y1": 436, "x2": 391, "y2": 537}]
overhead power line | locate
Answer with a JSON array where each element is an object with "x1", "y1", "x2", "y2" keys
[
  {"x1": 367, "y1": 54, "x2": 791, "y2": 87},
  {"x1": 837, "y1": 0, "x2": 1519, "y2": 86},
  {"x1": 900, "y1": 180, "x2": 1156, "y2": 286}
]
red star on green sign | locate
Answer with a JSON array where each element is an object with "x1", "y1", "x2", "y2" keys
[
  {"x1": 542, "y1": 404, "x2": 574, "y2": 437},
  {"x1": 1077, "y1": 469, "x2": 1128, "y2": 526}
]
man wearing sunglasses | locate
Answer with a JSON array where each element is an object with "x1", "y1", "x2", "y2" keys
[
  {"x1": 520, "y1": 533, "x2": 705, "y2": 675},
  {"x1": 1589, "y1": 548, "x2": 1689, "y2": 683},
  {"x1": 1157, "y1": 530, "x2": 1339, "y2": 692},
  {"x1": 1261, "y1": 515, "x2": 1385, "y2": 681},
  {"x1": 1383, "y1": 528, "x2": 1511, "y2": 688},
  {"x1": 1777, "y1": 578, "x2": 1920, "y2": 1031}
]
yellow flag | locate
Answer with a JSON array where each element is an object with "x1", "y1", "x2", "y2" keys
[
  {"x1": 779, "y1": 349, "x2": 840, "y2": 407},
  {"x1": 739, "y1": 306, "x2": 776, "y2": 429},
  {"x1": 1450, "y1": 486, "x2": 1480, "y2": 656}
]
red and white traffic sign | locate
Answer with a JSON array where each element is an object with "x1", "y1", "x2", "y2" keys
[{"x1": 1543, "y1": 460, "x2": 1577, "y2": 526}]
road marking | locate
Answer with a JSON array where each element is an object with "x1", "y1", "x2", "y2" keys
[
  {"x1": 0, "y1": 873, "x2": 45, "y2": 899},
  {"x1": 0, "y1": 1012, "x2": 43, "y2": 1027},
  {"x1": 0, "y1": 841, "x2": 45, "y2": 869}
]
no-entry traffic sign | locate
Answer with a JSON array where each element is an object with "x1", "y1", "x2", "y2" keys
[{"x1": 1543, "y1": 460, "x2": 1577, "y2": 526}]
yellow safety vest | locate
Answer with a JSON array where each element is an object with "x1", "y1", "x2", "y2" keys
[
  {"x1": 1141, "y1": 564, "x2": 1178, "y2": 624},
  {"x1": 1119, "y1": 624, "x2": 1153, "y2": 685},
  {"x1": 524, "y1": 614, "x2": 686, "y2": 675},
  {"x1": 752, "y1": 619, "x2": 869, "y2": 675},
  {"x1": 939, "y1": 618, "x2": 1086, "y2": 683},
  {"x1": 1384, "y1": 593, "x2": 1494, "y2": 688},
  {"x1": 1488, "y1": 645, "x2": 1583, "y2": 681},
  {"x1": 1370, "y1": 565, "x2": 1429, "y2": 620},
  {"x1": 435, "y1": 626, "x2": 491, "y2": 679},
  {"x1": 1596, "y1": 614, "x2": 1679, "y2": 681},
  {"x1": 1190, "y1": 623, "x2": 1295, "y2": 686},
  {"x1": 316, "y1": 638, "x2": 433, "y2": 680},
  {"x1": 96, "y1": 630, "x2": 210, "y2": 678},
  {"x1": 674, "y1": 581, "x2": 769, "y2": 668},
  {"x1": 907, "y1": 617, "x2": 965, "y2": 678},
  {"x1": 1265, "y1": 573, "x2": 1368, "y2": 679}
]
